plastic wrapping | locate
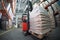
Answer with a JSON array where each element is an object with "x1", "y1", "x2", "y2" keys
[
  {"x1": 29, "y1": 5, "x2": 52, "y2": 34},
  {"x1": 48, "y1": 6, "x2": 55, "y2": 28}
]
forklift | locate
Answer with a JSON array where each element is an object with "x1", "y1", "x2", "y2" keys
[
  {"x1": 22, "y1": 14, "x2": 28, "y2": 36},
  {"x1": 22, "y1": 0, "x2": 33, "y2": 36}
]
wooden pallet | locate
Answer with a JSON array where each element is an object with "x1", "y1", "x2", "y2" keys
[
  {"x1": 29, "y1": 30, "x2": 52, "y2": 39},
  {"x1": 30, "y1": 31, "x2": 44, "y2": 39}
]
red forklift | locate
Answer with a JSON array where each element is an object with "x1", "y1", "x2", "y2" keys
[
  {"x1": 22, "y1": 14, "x2": 28, "y2": 32},
  {"x1": 22, "y1": 0, "x2": 33, "y2": 36},
  {"x1": 22, "y1": 14, "x2": 30, "y2": 36}
]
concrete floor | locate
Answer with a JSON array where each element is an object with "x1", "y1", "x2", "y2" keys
[
  {"x1": 0, "y1": 28, "x2": 39, "y2": 40},
  {"x1": 0, "y1": 26, "x2": 60, "y2": 40}
]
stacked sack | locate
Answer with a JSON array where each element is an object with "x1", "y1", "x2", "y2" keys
[
  {"x1": 55, "y1": 14, "x2": 60, "y2": 27},
  {"x1": 29, "y1": 3, "x2": 52, "y2": 35},
  {"x1": 52, "y1": 0, "x2": 60, "y2": 14},
  {"x1": 48, "y1": 6, "x2": 55, "y2": 28},
  {"x1": 46, "y1": 0, "x2": 60, "y2": 28},
  {"x1": 44, "y1": 0, "x2": 55, "y2": 29},
  {"x1": 40, "y1": 0, "x2": 60, "y2": 28},
  {"x1": 29, "y1": 0, "x2": 60, "y2": 35}
]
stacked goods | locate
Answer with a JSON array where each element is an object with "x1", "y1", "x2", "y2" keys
[
  {"x1": 47, "y1": 0, "x2": 60, "y2": 28},
  {"x1": 1, "y1": 0, "x2": 14, "y2": 20},
  {"x1": 44, "y1": 0, "x2": 60, "y2": 14},
  {"x1": 48, "y1": 6, "x2": 55, "y2": 28},
  {"x1": 40, "y1": 0, "x2": 58, "y2": 9},
  {"x1": 0, "y1": 0, "x2": 14, "y2": 30},
  {"x1": 40, "y1": 1, "x2": 49, "y2": 9},
  {"x1": 40, "y1": 0, "x2": 55, "y2": 29},
  {"x1": 40, "y1": 0, "x2": 60, "y2": 28},
  {"x1": 52, "y1": 3, "x2": 57, "y2": 14},
  {"x1": 53, "y1": 1, "x2": 60, "y2": 13},
  {"x1": 52, "y1": 2, "x2": 60, "y2": 14},
  {"x1": 29, "y1": 5, "x2": 52, "y2": 35},
  {"x1": 40, "y1": 2, "x2": 46, "y2": 8},
  {"x1": 55, "y1": 14, "x2": 60, "y2": 27},
  {"x1": 29, "y1": 0, "x2": 60, "y2": 39},
  {"x1": 7, "y1": 3, "x2": 14, "y2": 20},
  {"x1": 54, "y1": 0, "x2": 60, "y2": 27},
  {"x1": 6, "y1": 3, "x2": 14, "y2": 29}
]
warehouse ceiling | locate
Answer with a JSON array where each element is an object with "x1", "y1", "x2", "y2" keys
[
  {"x1": 15, "y1": 0, "x2": 40, "y2": 15},
  {"x1": 0, "y1": 0, "x2": 12, "y2": 10},
  {"x1": 16, "y1": 0, "x2": 28, "y2": 15}
]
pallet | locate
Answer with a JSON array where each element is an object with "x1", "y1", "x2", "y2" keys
[
  {"x1": 29, "y1": 30, "x2": 52, "y2": 39},
  {"x1": 30, "y1": 31, "x2": 44, "y2": 39}
]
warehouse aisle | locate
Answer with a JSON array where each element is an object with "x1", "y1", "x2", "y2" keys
[
  {"x1": 0, "y1": 27, "x2": 60, "y2": 40},
  {"x1": 48, "y1": 27, "x2": 60, "y2": 40},
  {"x1": 0, "y1": 28, "x2": 39, "y2": 40}
]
